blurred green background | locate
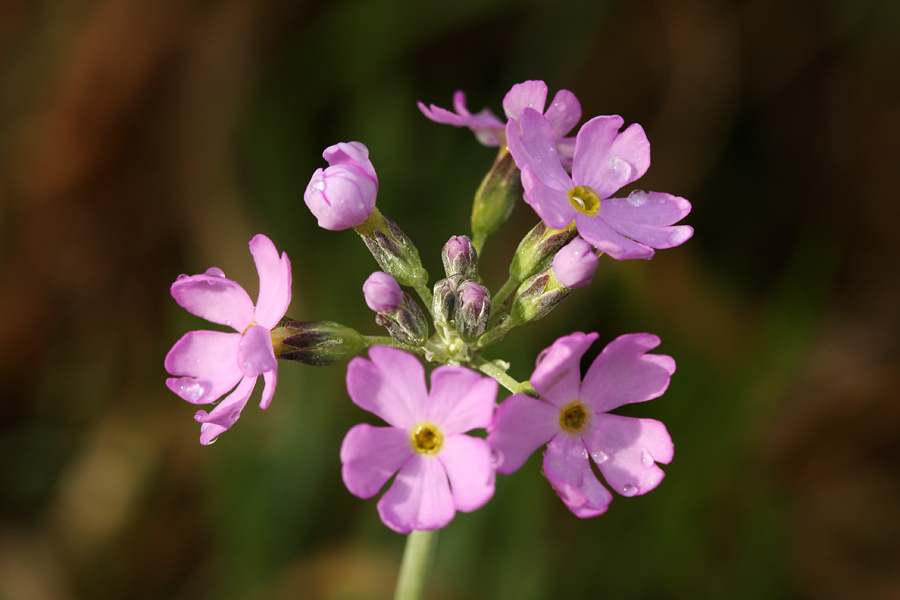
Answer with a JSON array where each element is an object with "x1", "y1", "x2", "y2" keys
[{"x1": 2, "y1": 0, "x2": 899, "y2": 598}]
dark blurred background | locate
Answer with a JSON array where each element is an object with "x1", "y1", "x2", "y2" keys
[{"x1": 1, "y1": 0, "x2": 899, "y2": 598}]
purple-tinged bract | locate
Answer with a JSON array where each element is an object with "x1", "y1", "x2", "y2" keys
[
  {"x1": 164, "y1": 234, "x2": 292, "y2": 444},
  {"x1": 506, "y1": 108, "x2": 693, "y2": 260},
  {"x1": 304, "y1": 141, "x2": 378, "y2": 230},
  {"x1": 340, "y1": 346, "x2": 498, "y2": 533},
  {"x1": 487, "y1": 332, "x2": 675, "y2": 517}
]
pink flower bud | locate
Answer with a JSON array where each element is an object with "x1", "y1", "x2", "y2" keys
[
  {"x1": 363, "y1": 271, "x2": 402, "y2": 313},
  {"x1": 304, "y1": 141, "x2": 378, "y2": 230},
  {"x1": 552, "y1": 238, "x2": 598, "y2": 289}
]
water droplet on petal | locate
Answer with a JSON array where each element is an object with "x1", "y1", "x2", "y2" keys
[
  {"x1": 205, "y1": 267, "x2": 226, "y2": 278},
  {"x1": 592, "y1": 450, "x2": 609, "y2": 464},
  {"x1": 490, "y1": 449, "x2": 504, "y2": 470},
  {"x1": 607, "y1": 156, "x2": 634, "y2": 183},
  {"x1": 640, "y1": 448, "x2": 654, "y2": 468},
  {"x1": 178, "y1": 379, "x2": 210, "y2": 402},
  {"x1": 627, "y1": 190, "x2": 648, "y2": 207},
  {"x1": 206, "y1": 436, "x2": 218, "y2": 445},
  {"x1": 176, "y1": 274, "x2": 189, "y2": 281},
  {"x1": 621, "y1": 484, "x2": 638, "y2": 497}
]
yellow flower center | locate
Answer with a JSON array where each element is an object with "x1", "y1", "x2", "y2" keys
[
  {"x1": 411, "y1": 423, "x2": 443, "y2": 455},
  {"x1": 568, "y1": 185, "x2": 601, "y2": 216},
  {"x1": 559, "y1": 401, "x2": 589, "y2": 433}
]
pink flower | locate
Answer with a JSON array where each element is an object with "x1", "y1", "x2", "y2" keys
[
  {"x1": 487, "y1": 332, "x2": 674, "y2": 518},
  {"x1": 418, "y1": 80, "x2": 581, "y2": 161},
  {"x1": 164, "y1": 234, "x2": 292, "y2": 445},
  {"x1": 304, "y1": 141, "x2": 378, "y2": 230},
  {"x1": 341, "y1": 346, "x2": 498, "y2": 533},
  {"x1": 506, "y1": 108, "x2": 693, "y2": 260}
]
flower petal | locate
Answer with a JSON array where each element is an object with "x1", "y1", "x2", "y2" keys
[
  {"x1": 249, "y1": 234, "x2": 292, "y2": 328},
  {"x1": 580, "y1": 333, "x2": 675, "y2": 413},
  {"x1": 530, "y1": 331, "x2": 599, "y2": 405},
  {"x1": 258, "y1": 365, "x2": 277, "y2": 410},
  {"x1": 170, "y1": 273, "x2": 254, "y2": 331},
  {"x1": 502, "y1": 80, "x2": 548, "y2": 121},
  {"x1": 377, "y1": 455, "x2": 455, "y2": 533},
  {"x1": 439, "y1": 435, "x2": 495, "y2": 512},
  {"x1": 323, "y1": 141, "x2": 378, "y2": 183},
  {"x1": 520, "y1": 166, "x2": 577, "y2": 230},
  {"x1": 417, "y1": 91, "x2": 504, "y2": 146},
  {"x1": 574, "y1": 212, "x2": 656, "y2": 260},
  {"x1": 573, "y1": 117, "x2": 650, "y2": 200},
  {"x1": 599, "y1": 191, "x2": 693, "y2": 251},
  {"x1": 346, "y1": 347, "x2": 427, "y2": 429},
  {"x1": 426, "y1": 366, "x2": 497, "y2": 434},
  {"x1": 584, "y1": 414, "x2": 673, "y2": 497},
  {"x1": 238, "y1": 324, "x2": 277, "y2": 377},
  {"x1": 164, "y1": 330, "x2": 242, "y2": 404},
  {"x1": 486, "y1": 393, "x2": 559, "y2": 475},
  {"x1": 543, "y1": 433, "x2": 613, "y2": 518},
  {"x1": 507, "y1": 109, "x2": 572, "y2": 192},
  {"x1": 544, "y1": 89, "x2": 581, "y2": 139},
  {"x1": 340, "y1": 424, "x2": 413, "y2": 499},
  {"x1": 193, "y1": 375, "x2": 256, "y2": 445}
]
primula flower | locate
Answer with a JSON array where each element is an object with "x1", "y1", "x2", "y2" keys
[
  {"x1": 552, "y1": 237, "x2": 599, "y2": 289},
  {"x1": 506, "y1": 108, "x2": 693, "y2": 260},
  {"x1": 341, "y1": 346, "x2": 498, "y2": 533},
  {"x1": 304, "y1": 141, "x2": 378, "y2": 230},
  {"x1": 165, "y1": 234, "x2": 291, "y2": 444},
  {"x1": 418, "y1": 80, "x2": 581, "y2": 160},
  {"x1": 487, "y1": 332, "x2": 674, "y2": 517}
]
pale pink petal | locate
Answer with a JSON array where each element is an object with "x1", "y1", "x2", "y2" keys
[
  {"x1": 543, "y1": 433, "x2": 613, "y2": 518},
  {"x1": 574, "y1": 212, "x2": 656, "y2": 260},
  {"x1": 377, "y1": 455, "x2": 455, "y2": 533},
  {"x1": 249, "y1": 234, "x2": 292, "y2": 328},
  {"x1": 520, "y1": 166, "x2": 577, "y2": 230},
  {"x1": 530, "y1": 331, "x2": 599, "y2": 405},
  {"x1": 502, "y1": 80, "x2": 548, "y2": 121},
  {"x1": 599, "y1": 192, "x2": 693, "y2": 251},
  {"x1": 341, "y1": 424, "x2": 413, "y2": 499},
  {"x1": 573, "y1": 117, "x2": 650, "y2": 200},
  {"x1": 417, "y1": 92, "x2": 504, "y2": 146},
  {"x1": 585, "y1": 414, "x2": 673, "y2": 497},
  {"x1": 170, "y1": 273, "x2": 254, "y2": 331},
  {"x1": 426, "y1": 367, "x2": 497, "y2": 434},
  {"x1": 258, "y1": 365, "x2": 277, "y2": 409},
  {"x1": 507, "y1": 110, "x2": 572, "y2": 191},
  {"x1": 580, "y1": 333, "x2": 675, "y2": 412},
  {"x1": 165, "y1": 330, "x2": 242, "y2": 404},
  {"x1": 486, "y1": 393, "x2": 558, "y2": 474},
  {"x1": 544, "y1": 89, "x2": 581, "y2": 138},
  {"x1": 439, "y1": 435, "x2": 495, "y2": 512},
  {"x1": 238, "y1": 324, "x2": 277, "y2": 377},
  {"x1": 346, "y1": 347, "x2": 427, "y2": 429},
  {"x1": 194, "y1": 375, "x2": 256, "y2": 445},
  {"x1": 323, "y1": 141, "x2": 378, "y2": 182}
]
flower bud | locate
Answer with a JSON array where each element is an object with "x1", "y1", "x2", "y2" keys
[
  {"x1": 432, "y1": 275, "x2": 463, "y2": 330},
  {"x1": 471, "y1": 147, "x2": 521, "y2": 250},
  {"x1": 363, "y1": 271, "x2": 402, "y2": 313},
  {"x1": 355, "y1": 208, "x2": 428, "y2": 288},
  {"x1": 375, "y1": 292, "x2": 429, "y2": 346},
  {"x1": 441, "y1": 235, "x2": 479, "y2": 279},
  {"x1": 304, "y1": 142, "x2": 378, "y2": 230},
  {"x1": 509, "y1": 271, "x2": 570, "y2": 325},
  {"x1": 552, "y1": 238, "x2": 598, "y2": 289},
  {"x1": 272, "y1": 321, "x2": 366, "y2": 366},
  {"x1": 456, "y1": 281, "x2": 491, "y2": 343},
  {"x1": 509, "y1": 220, "x2": 578, "y2": 283}
]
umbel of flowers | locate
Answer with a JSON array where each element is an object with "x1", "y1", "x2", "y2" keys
[{"x1": 165, "y1": 80, "x2": 691, "y2": 596}]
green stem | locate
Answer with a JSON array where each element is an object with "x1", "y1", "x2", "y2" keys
[
  {"x1": 413, "y1": 283, "x2": 433, "y2": 316},
  {"x1": 475, "y1": 317, "x2": 517, "y2": 350},
  {"x1": 471, "y1": 356, "x2": 523, "y2": 394},
  {"x1": 490, "y1": 274, "x2": 520, "y2": 314},
  {"x1": 394, "y1": 530, "x2": 439, "y2": 600}
]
